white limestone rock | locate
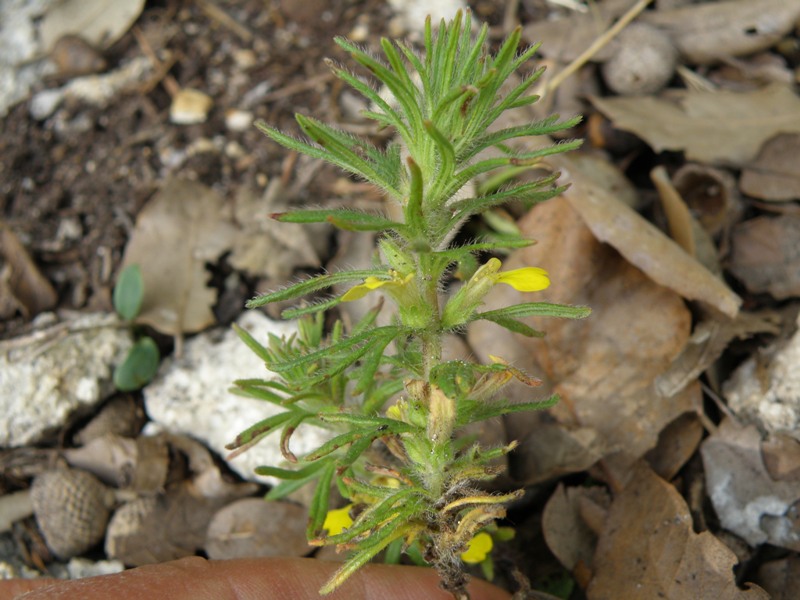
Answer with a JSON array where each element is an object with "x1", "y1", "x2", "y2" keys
[
  {"x1": 144, "y1": 311, "x2": 331, "y2": 484},
  {"x1": 724, "y1": 315, "x2": 800, "y2": 434},
  {"x1": 0, "y1": 313, "x2": 133, "y2": 447}
]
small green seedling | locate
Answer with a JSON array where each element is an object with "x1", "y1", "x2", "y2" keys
[{"x1": 113, "y1": 264, "x2": 159, "y2": 391}]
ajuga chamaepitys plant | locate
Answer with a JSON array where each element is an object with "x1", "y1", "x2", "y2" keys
[{"x1": 228, "y1": 11, "x2": 590, "y2": 598}]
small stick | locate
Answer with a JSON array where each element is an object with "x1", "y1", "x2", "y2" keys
[
  {"x1": 197, "y1": 0, "x2": 253, "y2": 42},
  {"x1": 132, "y1": 26, "x2": 180, "y2": 97}
]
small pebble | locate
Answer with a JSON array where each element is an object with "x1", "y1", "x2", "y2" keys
[
  {"x1": 602, "y1": 23, "x2": 678, "y2": 96},
  {"x1": 225, "y1": 109, "x2": 253, "y2": 132},
  {"x1": 51, "y1": 35, "x2": 106, "y2": 76},
  {"x1": 29, "y1": 89, "x2": 64, "y2": 120},
  {"x1": 348, "y1": 23, "x2": 370, "y2": 42},
  {"x1": 170, "y1": 88, "x2": 213, "y2": 125}
]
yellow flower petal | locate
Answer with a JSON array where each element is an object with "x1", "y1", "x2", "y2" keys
[
  {"x1": 341, "y1": 277, "x2": 389, "y2": 302},
  {"x1": 493, "y1": 267, "x2": 550, "y2": 292},
  {"x1": 460, "y1": 531, "x2": 493, "y2": 564},
  {"x1": 323, "y1": 505, "x2": 354, "y2": 536}
]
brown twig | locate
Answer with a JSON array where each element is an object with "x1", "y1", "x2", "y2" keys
[{"x1": 197, "y1": 0, "x2": 253, "y2": 42}]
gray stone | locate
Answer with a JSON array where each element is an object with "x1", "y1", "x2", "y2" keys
[
  {"x1": 144, "y1": 311, "x2": 332, "y2": 483},
  {"x1": 0, "y1": 313, "x2": 133, "y2": 447},
  {"x1": 724, "y1": 315, "x2": 800, "y2": 434}
]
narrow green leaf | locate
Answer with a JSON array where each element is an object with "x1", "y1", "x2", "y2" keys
[
  {"x1": 246, "y1": 269, "x2": 386, "y2": 308},
  {"x1": 476, "y1": 302, "x2": 592, "y2": 322},
  {"x1": 477, "y1": 314, "x2": 545, "y2": 338},
  {"x1": 320, "y1": 524, "x2": 413, "y2": 595},
  {"x1": 255, "y1": 459, "x2": 329, "y2": 480},
  {"x1": 273, "y1": 209, "x2": 404, "y2": 232},
  {"x1": 226, "y1": 411, "x2": 295, "y2": 451},
  {"x1": 264, "y1": 458, "x2": 334, "y2": 500},
  {"x1": 405, "y1": 157, "x2": 425, "y2": 234},
  {"x1": 307, "y1": 460, "x2": 337, "y2": 539},
  {"x1": 232, "y1": 323, "x2": 273, "y2": 362},
  {"x1": 281, "y1": 297, "x2": 342, "y2": 319},
  {"x1": 113, "y1": 264, "x2": 144, "y2": 321},
  {"x1": 113, "y1": 337, "x2": 160, "y2": 391},
  {"x1": 317, "y1": 412, "x2": 414, "y2": 433},
  {"x1": 458, "y1": 394, "x2": 560, "y2": 424},
  {"x1": 304, "y1": 428, "x2": 373, "y2": 462},
  {"x1": 267, "y1": 326, "x2": 402, "y2": 373}
]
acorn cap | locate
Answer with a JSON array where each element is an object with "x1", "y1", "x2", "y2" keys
[{"x1": 31, "y1": 468, "x2": 114, "y2": 560}]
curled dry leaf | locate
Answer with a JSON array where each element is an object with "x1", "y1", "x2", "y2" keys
[
  {"x1": 550, "y1": 154, "x2": 741, "y2": 317},
  {"x1": 0, "y1": 222, "x2": 57, "y2": 318},
  {"x1": 672, "y1": 163, "x2": 742, "y2": 236},
  {"x1": 121, "y1": 178, "x2": 237, "y2": 336},
  {"x1": 229, "y1": 183, "x2": 320, "y2": 280},
  {"x1": 644, "y1": 412, "x2": 704, "y2": 481},
  {"x1": 728, "y1": 215, "x2": 800, "y2": 300},
  {"x1": 701, "y1": 419, "x2": 800, "y2": 551},
  {"x1": 590, "y1": 84, "x2": 800, "y2": 167},
  {"x1": 740, "y1": 133, "x2": 800, "y2": 202},
  {"x1": 588, "y1": 462, "x2": 769, "y2": 599},
  {"x1": 39, "y1": 0, "x2": 146, "y2": 53},
  {"x1": 542, "y1": 484, "x2": 610, "y2": 575},
  {"x1": 641, "y1": 0, "x2": 800, "y2": 65},
  {"x1": 655, "y1": 311, "x2": 780, "y2": 399},
  {"x1": 64, "y1": 433, "x2": 169, "y2": 492}
]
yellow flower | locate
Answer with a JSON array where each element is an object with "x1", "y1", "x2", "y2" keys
[
  {"x1": 341, "y1": 271, "x2": 414, "y2": 302},
  {"x1": 492, "y1": 265, "x2": 550, "y2": 292},
  {"x1": 441, "y1": 258, "x2": 550, "y2": 329},
  {"x1": 323, "y1": 505, "x2": 354, "y2": 536},
  {"x1": 460, "y1": 531, "x2": 493, "y2": 564}
]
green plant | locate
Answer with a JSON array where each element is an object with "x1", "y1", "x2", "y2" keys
[
  {"x1": 228, "y1": 11, "x2": 589, "y2": 598},
  {"x1": 113, "y1": 264, "x2": 160, "y2": 391}
]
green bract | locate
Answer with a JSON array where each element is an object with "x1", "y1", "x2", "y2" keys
[{"x1": 231, "y1": 11, "x2": 589, "y2": 598}]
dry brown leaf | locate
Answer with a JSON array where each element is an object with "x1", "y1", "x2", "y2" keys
[
  {"x1": 761, "y1": 433, "x2": 800, "y2": 482},
  {"x1": 740, "y1": 133, "x2": 800, "y2": 201},
  {"x1": 728, "y1": 215, "x2": 800, "y2": 300},
  {"x1": 121, "y1": 178, "x2": 237, "y2": 335},
  {"x1": 542, "y1": 484, "x2": 610, "y2": 573},
  {"x1": 468, "y1": 196, "x2": 698, "y2": 482},
  {"x1": 590, "y1": 84, "x2": 800, "y2": 167},
  {"x1": 205, "y1": 498, "x2": 310, "y2": 559},
  {"x1": 228, "y1": 183, "x2": 320, "y2": 279},
  {"x1": 757, "y1": 555, "x2": 800, "y2": 600},
  {"x1": 672, "y1": 163, "x2": 742, "y2": 237},
  {"x1": 644, "y1": 412, "x2": 703, "y2": 481},
  {"x1": 588, "y1": 462, "x2": 769, "y2": 600},
  {"x1": 0, "y1": 222, "x2": 57, "y2": 318},
  {"x1": 701, "y1": 419, "x2": 800, "y2": 551},
  {"x1": 550, "y1": 154, "x2": 741, "y2": 317},
  {"x1": 651, "y1": 165, "x2": 696, "y2": 256},
  {"x1": 64, "y1": 433, "x2": 168, "y2": 492},
  {"x1": 654, "y1": 312, "x2": 780, "y2": 399},
  {"x1": 641, "y1": 0, "x2": 800, "y2": 64}
]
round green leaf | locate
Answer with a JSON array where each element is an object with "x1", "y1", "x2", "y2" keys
[
  {"x1": 114, "y1": 337, "x2": 160, "y2": 391},
  {"x1": 114, "y1": 264, "x2": 144, "y2": 321}
]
